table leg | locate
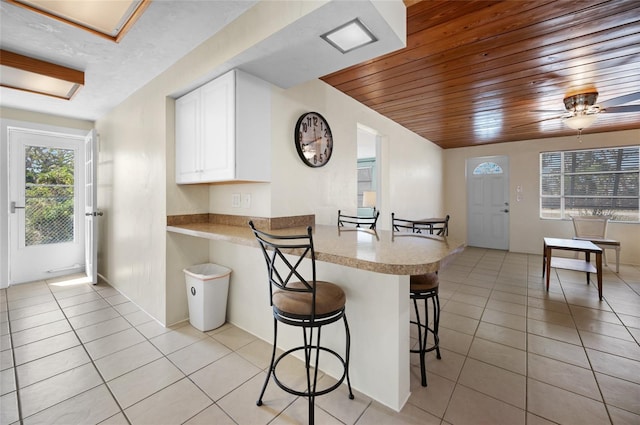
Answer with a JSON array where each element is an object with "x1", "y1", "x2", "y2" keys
[
  {"x1": 544, "y1": 244, "x2": 551, "y2": 292},
  {"x1": 542, "y1": 242, "x2": 546, "y2": 277},
  {"x1": 585, "y1": 251, "x2": 591, "y2": 285},
  {"x1": 596, "y1": 251, "x2": 603, "y2": 300}
]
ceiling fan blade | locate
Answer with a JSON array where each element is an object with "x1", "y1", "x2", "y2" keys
[
  {"x1": 599, "y1": 92, "x2": 640, "y2": 108},
  {"x1": 601, "y1": 105, "x2": 640, "y2": 113},
  {"x1": 513, "y1": 115, "x2": 565, "y2": 128}
]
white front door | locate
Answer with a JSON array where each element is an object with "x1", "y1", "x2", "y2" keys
[
  {"x1": 466, "y1": 156, "x2": 510, "y2": 250},
  {"x1": 8, "y1": 127, "x2": 85, "y2": 284}
]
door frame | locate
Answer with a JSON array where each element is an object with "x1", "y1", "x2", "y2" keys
[{"x1": 1, "y1": 119, "x2": 93, "y2": 288}]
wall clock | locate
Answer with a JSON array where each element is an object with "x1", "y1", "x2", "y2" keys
[{"x1": 294, "y1": 112, "x2": 333, "y2": 167}]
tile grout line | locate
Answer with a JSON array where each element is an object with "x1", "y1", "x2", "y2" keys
[
  {"x1": 3, "y1": 288, "x2": 25, "y2": 425},
  {"x1": 50, "y1": 282, "x2": 133, "y2": 425}
]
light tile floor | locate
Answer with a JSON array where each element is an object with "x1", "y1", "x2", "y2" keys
[{"x1": 1, "y1": 247, "x2": 639, "y2": 424}]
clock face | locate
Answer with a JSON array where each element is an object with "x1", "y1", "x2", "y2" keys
[{"x1": 294, "y1": 112, "x2": 333, "y2": 167}]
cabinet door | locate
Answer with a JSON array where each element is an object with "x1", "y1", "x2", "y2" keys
[
  {"x1": 200, "y1": 71, "x2": 235, "y2": 181},
  {"x1": 175, "y1": 90, "x2": 201, "y2": 184}
]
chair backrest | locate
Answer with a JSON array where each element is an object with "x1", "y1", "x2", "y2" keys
[
  {"x1": 338, "y1": 209, "x2": 380, "y2": 230},
  {"x1": 391, "y1": 213, "x2": 449, "y2": 236},
  {"x1": 391, "y1": 213, "x2": 419, "y2": 233},
  {"x1": 249, "y1": 221, "x2": 316, "y2": 308},
  {"x1": 433, "y1": 215, "x2": 450, "y2": 236},
  {"x1": 571, "y1": 215, "x2": 609, "y2": 239}
]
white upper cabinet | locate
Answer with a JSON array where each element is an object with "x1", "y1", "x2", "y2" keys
[{"x1": 175, "y1": 69, "x2": 271, "y2": 184}]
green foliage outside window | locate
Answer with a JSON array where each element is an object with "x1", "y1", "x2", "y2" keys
[{"x1": 25, "y1": 146, "x2": 75, "y2": 246}]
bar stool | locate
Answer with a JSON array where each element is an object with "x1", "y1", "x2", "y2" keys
[
  {"x1": 392, "y1": 213, "x2": 442, "y2": 387},
  {"x1": 249, "y1": 221, "x2": 354, "y2": 425},
  {"x1": 410, "y1": 272, "x2": 441, "y2": 387}
]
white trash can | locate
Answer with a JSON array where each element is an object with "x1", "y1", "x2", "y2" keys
[{"x1": 183, "y1": 263, "x2": 231, "y2": 332}]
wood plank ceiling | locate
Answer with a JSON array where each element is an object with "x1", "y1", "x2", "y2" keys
[{"x1": 321, "y1": 0, "x2": 640, "y2": 149}]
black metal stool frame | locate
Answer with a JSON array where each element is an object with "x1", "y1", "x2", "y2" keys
[
  {"x1": 249, "y1": 222, "x2": 354, "y2": 425},
  {"x1": 392, "y1": 213, "x2": 443, "y2": 387},
  {"x1": 410, "y1": 285, "x2": 441, "y2": 386}
]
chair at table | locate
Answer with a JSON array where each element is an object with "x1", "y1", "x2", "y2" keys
[
  {"x1": 391, "y1": 213, "x2": 449, "y2": 236},
  {"x1": 431, "y1": 214, "x2": 450, "y2": 236},
  {"x1": 571, "y1": 215, "x2": 621, "y2": 273},
  {"x1": 249, "y1": 221, "x2": 353, "y2": 424},
  {"x1": 391, "y1": 213, "x2": 442, "y2": 387},
  {"x1": 338, "y1": 209, "x2": 380, "y2": 230}
]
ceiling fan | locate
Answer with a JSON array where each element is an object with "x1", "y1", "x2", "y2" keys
[{"x1": 534, "y1": 89, "x2": 640, "y2": 135}]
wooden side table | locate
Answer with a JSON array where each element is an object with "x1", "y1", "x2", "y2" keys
[{"x1": 542, "y1": 237, "x2": 603, "y2": 300}]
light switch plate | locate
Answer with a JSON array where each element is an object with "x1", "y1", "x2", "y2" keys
[{"x1": 242, "y1": 193, "x2": 251, "y2": 208}]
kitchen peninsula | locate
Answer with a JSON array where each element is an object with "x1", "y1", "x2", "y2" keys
[{"x1": 167, "y1": 215, "x2": 464, "y2": 411}]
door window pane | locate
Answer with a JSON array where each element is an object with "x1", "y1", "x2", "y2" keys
[
  {"x1": 25, "y1": 146, "x2": 75, "y2": 245},
  {"x1": 473, "y1": 162, "x2": 503, "y2": 175}
]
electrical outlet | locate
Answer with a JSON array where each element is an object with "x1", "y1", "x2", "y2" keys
[
  {"x1": 231, "y1": 193, "x2": 241, "y2": 208},
  {"x1": 242, "y1": 193, "x2": 251, "y2": 208}
]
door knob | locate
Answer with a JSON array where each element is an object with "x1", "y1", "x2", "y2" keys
[{"x1": 502, "y1": 209, "x2": 509, "y2": 213}]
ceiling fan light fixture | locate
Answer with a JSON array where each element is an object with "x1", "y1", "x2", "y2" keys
[
  {"x1": 563, "y1": 91, "x2": 599, "y2": 113},
  {"x1": 563, "y1": 113, "x2": 598, "y2": 130}
]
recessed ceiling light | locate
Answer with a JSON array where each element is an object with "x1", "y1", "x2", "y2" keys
[
  {"x1": 321, "y1": 18, "x2": 378, "y2": 54},
  {"x1": 6, "y1": 0, "x2": 150, "y2": 42},
  {"x1": 0, "y1": 50, "x2": 84, "y2": 100}
]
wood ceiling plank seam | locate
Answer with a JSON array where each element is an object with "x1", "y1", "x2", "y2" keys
[
  {"x1": 404, "y1": 0, "x2": 451, "y2": 20},
  {"x1": 375, "y1": 77, "x2": 640, "y2": 122},
  {"x1": 371, "y1": 66, "x2": 640, "y2": 111},
  {"x1": 331, "y1": 17, "x2": 640, "y2": 97},
  {"x1": 404, "y1": 113, "x2": 640, "y2": 133},
  {"x1": 324, "y1": 9, "x2": 640, "y2": 94},
  {"x1": 407, "y1": 107, "x2": 640, "y2": 126},
  {"x1": 322, "y1": 0, "x2": 553, "y2": 83},
  {"x1": 419, "y1": 121, "x2": 640, "y2": 144},
  {"x1": 360, "y1": 60, "x2": 640, "y2": 113},
  {"x1": 322, "y1": 0, "x2": 579, "y2": 85},
  {"x1": 349, "y1": 44, "x2": 640, "y2": 107},
  {"x1": 322, "y1": 1, "x2": 639, "y2": 89},
  {"x1": 387, "y1": 105, "x2": 634, "y2": 129},
  {"x1": 320, "y1": 0, "x2": 640, "y2": 148},
  {"x1": 406, "y1": 1, "x2": 502, "y2": 35}
]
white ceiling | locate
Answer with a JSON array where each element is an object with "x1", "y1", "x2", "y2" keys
[
  {"x1": 0, "y1": 0, "x2": 257, "y2": 121},
  {"x1": 1, "y1": 0, "x2": 405, "y2": 122}
]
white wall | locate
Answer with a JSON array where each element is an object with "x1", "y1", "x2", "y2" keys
[
  {"x1": 207, "y1": 80, "x2": 444, "y2": 230},
  {"x1": 444, "y1": 129, "x2": 640, "y2": 265},
  {"x1": 96, "y1": 1, "x2": 327, "y2": 325},
  {"x1": 0, "y1": 107, "x2": 93, "y2": 288}
]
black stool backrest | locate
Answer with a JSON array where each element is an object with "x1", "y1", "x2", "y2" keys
[
  {"x1": 249, "y1": 221, "x2": 317, "y2": 313},
  {"x1": 391, "y1": 212, "x2": 450, "y2": 236},
  {"x1": 433, "y1": 215, "x2": 450, "y2": 236},
  {"x1": 338, "y1": 209, "x2": 380, "y2": 230}
]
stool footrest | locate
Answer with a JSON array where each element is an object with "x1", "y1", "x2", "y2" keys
[
  {"x1": 410, "y1": 320, "x2": 439, "y2": 353},
  {"x1": 271, "y1": 345, "x2": 349, "y2": 398}
]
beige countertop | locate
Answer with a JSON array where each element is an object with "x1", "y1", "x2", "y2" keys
[{"x1": 167, "y1": 222, "x2": 465, "y2": 275}]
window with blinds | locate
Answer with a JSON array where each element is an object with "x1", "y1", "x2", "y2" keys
[{"x1": 540, "y1": 146, "x2": 639, "y2": 221}]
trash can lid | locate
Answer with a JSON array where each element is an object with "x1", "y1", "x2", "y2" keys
[{"x1": 183, "y1": 263, "x2": 232, "y2": 280}]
